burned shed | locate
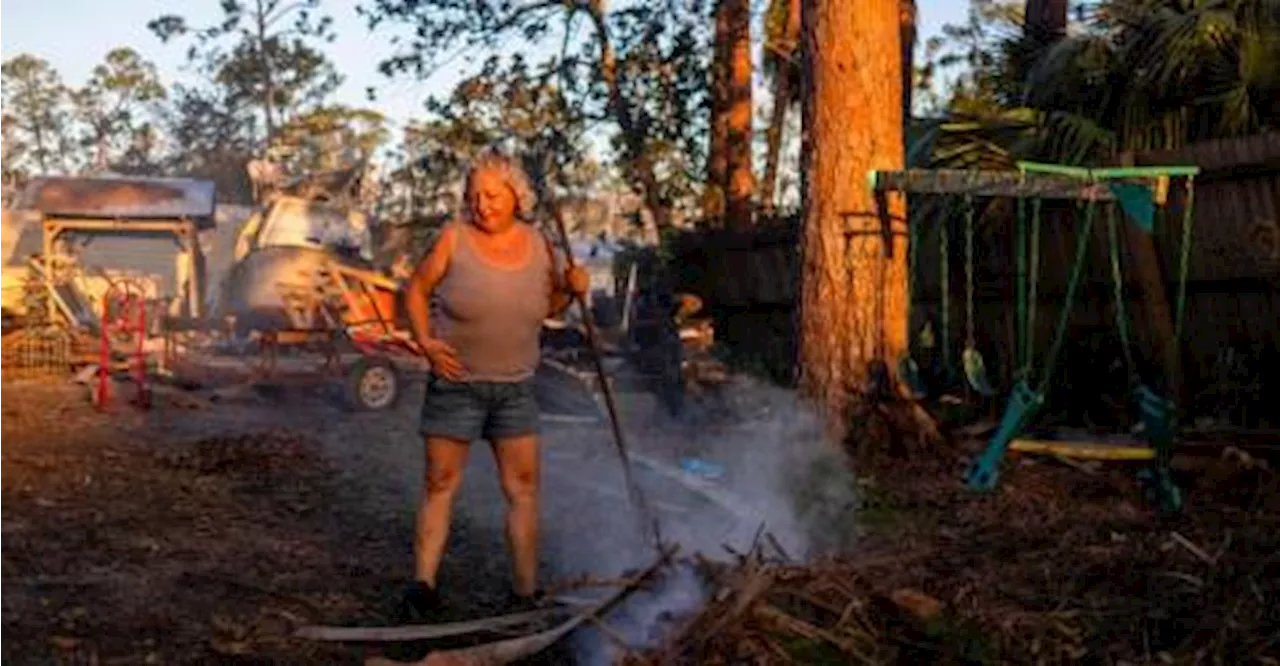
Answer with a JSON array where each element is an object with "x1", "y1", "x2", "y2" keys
[{"x1": 13, "y1": 175, "x2": 217, "y2": 321}]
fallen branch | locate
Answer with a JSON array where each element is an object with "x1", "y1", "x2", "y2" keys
[
  {"x1": 1169, "y1": 532, "x2": 1215, "y2": 566},
  {"x1": 296, "y1": 609, "x2": 561, "y2": 643}
]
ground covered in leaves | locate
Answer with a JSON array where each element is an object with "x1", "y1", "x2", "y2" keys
[
  {"x1": 0, "y1": 380, "x2": 570, "y2": 665},
  {"x1": 4, "y1": 376, "x2": 1277, "y2": 666},
  {"x1": 628, "y1": 432, "x2": 1279, "y2": 666}
]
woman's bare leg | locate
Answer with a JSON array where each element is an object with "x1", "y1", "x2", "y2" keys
[
  {"x1": 491, "y1": 434, "x2": 540, "y2": 596},
  {"x1": 416, "y1": 436, "x2": 471, "y2": 584}
]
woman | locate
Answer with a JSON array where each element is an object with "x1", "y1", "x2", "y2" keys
[{"x1": 400, "y1": 149, "x2": 589, "y2": 620}]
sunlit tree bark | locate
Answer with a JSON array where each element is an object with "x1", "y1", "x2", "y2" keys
[
  {"x1": 722, "y1": 0, "x2": 755, "y2": 229},
  {"x1": 799, "y1": 0, "x2": 908, "y2": 433}
]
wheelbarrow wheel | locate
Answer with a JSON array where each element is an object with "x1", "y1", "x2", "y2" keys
[{"x1": 344, "y1": 357, "x2": 401, "y2": 412}]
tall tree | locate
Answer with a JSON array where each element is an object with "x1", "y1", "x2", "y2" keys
[
  {"x1": 901, "y1": 0, "x2": 917, "y2": 125},
  {"x1": 72, "y1": 47, "x2": 167, "y2": 173},
  {"x1": 799, "y1": 0, "x2": 908, "y2": 431},
  {"x1": 2, "y1": 110, "x2": 31, "y2": 202},
  {"x1": 704, "y1": 1, "x2": 732, "y2": 222},
  {"x1": 760, "y1": 0, "x2": 801, "y2": 215},
  {"x1": 705, "y1": 0, "x2": 754, "y2": 227},
  {"x1": 162, "y1": 84, "x2": 260, "y2": 202},
  {"x1": 149, "y1": 0, "x2": 342, "y2": 148},
  {"x1": 721, "y1": 0, "x2": 755, "y2": 228},
  {"x1": 1, "y1": 54, "x2": 78, "y2": 175}
]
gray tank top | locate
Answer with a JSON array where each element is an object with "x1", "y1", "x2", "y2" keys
[{"x1": 432, "y1": 222, "x2": 553, "y2": 382}]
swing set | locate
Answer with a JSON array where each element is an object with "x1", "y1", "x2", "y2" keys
[{"x1": 872, "y1": 161, "x2": 1200, "y2": 512}]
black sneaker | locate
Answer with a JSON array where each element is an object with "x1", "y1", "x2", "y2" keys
[
  {"x1": 383, "y1": 582, "x2": 442, "y2": 663},
  {"x1": 505, "y1": 588, "x2": 559, "y2": 616},
  {"x1": 395, "y1": 580, "x2": 443, "y2": 625}
]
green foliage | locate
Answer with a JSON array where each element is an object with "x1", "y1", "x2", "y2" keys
[
  {"x1": 72, "y1": 47, "x2": 167, "y2": 173},
  {"x1": 605, "y1": 2, "x2": 712, "y2": 210},
  {"x1": 2, "y1": 54, "x2": 78, "y2": 176},
  {"x1": 919, "y1": 0, "x2": 1280, "y2": 168},
  {"x1": 161, "y1": 83, "x2": 260, "y2": 200},
  {"x1": 362, "y1": 0, "x2": 715, "y2": 221},
  {"x1": 149, "y1": 0, "x2": 342, "y2": 146},
  {"x1": 273, "y1": 105, "x2": 389, "y2": 174},
  {"x1": 380, "y1": 53, "x2": 596, "y2": 224}
]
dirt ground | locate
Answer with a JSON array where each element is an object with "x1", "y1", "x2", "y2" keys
[
  {"x1": 4, "y1": 371, "x2": 1277, "y2": 666},
  {"x1": 844, "y1": 441, "x2": 1280, "y2": 665},
  {"x1": 0, "y1": 377, "x2": 587, "y2": 665},
  {"x1": 0, "y1": 368, "x2": 783, "y2": 666}
]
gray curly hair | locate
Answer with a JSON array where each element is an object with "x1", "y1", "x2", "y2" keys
[{"x1": 460, "y1": 148, "x2": 540, "y2": 223}]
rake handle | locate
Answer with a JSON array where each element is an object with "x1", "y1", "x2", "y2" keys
[{"x1": 548, "y1": 210, "x2": 663, "y2": 550}]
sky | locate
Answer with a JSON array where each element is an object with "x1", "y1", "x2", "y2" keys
[{"x1": 1, "y1": 0, "x2": 969, "y2": 137}]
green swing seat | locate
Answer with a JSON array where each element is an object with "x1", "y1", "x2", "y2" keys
[{"x1": 963, "y1": 348, "x2": 997, "y2": 398}]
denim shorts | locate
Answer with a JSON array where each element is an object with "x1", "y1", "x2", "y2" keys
[{"x1": 418, "y1": 375, "x2": 540, "y2": 442}]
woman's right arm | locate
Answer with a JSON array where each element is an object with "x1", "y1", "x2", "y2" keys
[{"x1": 405, "y1": 226, "x2": 465, "y2": 379}]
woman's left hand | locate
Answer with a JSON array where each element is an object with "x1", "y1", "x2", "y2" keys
[{"x1": 564, "y1": 266, "x2": 590, "y2": 298}]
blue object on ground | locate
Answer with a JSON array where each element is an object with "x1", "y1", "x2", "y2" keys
[{"x1": 680, "y1": 457, "x2": 725, "y2": 480}]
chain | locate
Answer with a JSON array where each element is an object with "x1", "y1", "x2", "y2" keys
[
  {"x1": 1027, "y1": 197, "x2": 1042, "y2": 371},
  {"x1": 1016, "y1": 192, "x2": 1027, "y2": 372},
  {"x1": 907, "y1": 193, "x2": 918, "y2": 344},
  {"x1": 1173, "y1": 177, "x2": 1196, "y2": 346},
  {"x1": 939, "y1": 203, "x2": 951, "y2": 371},
  {"x1": 1107, "y1": 202, "x2": 1137, "y2": 375},
  {"x1": 965, "y1": 194, "x2": 976, "y2": 347}
]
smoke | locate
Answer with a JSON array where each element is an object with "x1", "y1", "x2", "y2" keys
[{"x1": 543, "y1": 375, "x2": 859, "y2": 664}]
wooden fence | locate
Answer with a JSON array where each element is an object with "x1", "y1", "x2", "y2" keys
[{"x1": 666, "y1": 134, "x2": 1279, "y2": 422}]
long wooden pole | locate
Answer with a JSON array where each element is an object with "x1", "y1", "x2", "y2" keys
[{"x1": 548, "y1": 209, "x2": 664, "y2": 552}]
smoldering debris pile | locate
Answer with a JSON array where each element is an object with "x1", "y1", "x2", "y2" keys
[
  {"x1": 621, "y1": 449, "x2": 1280, "y2": 665},
  {"x1": 620, "y1": 547, "x2": 899, "y2": 666}
]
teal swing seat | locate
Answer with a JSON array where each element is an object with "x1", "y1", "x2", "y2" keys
[
  {"x1": 1135, "y1": 384, "x2": 1182, "y2": 509},
  {"x1": 965, "y1": 379, "x2": 1044, "y2": 490}
]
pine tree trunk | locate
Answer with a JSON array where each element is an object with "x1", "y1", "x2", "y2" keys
[
  {"x1": 799, "y1": 0, "x2": 909, "y2": 434},
  {"x1": 703, "y1": 1, "x2": 732, "y2": 224},
  {"x1": 761, "y1": 0, "x2": 801, "y2": 216},
  {"x1": 1024, "y1": 0, "x2": 1068, "y2": 42},
  {"x1": 723, "y1": 0, "x2": 755, "y2": 230},
  {"x1": 900, "y1": 0, "x2": 916, "y2": 129}
]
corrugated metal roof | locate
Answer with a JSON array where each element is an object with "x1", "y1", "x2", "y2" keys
[{"x1": 13, "y1": 175, "x2": 217, "y2": 224}]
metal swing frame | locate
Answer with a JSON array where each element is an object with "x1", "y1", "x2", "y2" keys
[{"x1": 871, "y1": 162, "x2": 1200, "y2": 509}]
